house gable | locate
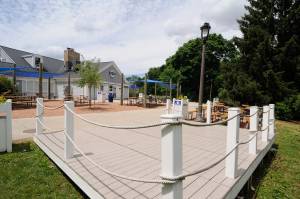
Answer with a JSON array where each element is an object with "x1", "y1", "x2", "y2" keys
[
  {"x1": 0, "y1": 46, "x2": 15, "y2": 64},
  {"x1": 100, "y1": 62, "x2": 123, "y2": 84}
]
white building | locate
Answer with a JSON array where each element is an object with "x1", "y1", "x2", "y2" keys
[{"x1": 0, "y1": 45, "x2": 129, "y2": 100}]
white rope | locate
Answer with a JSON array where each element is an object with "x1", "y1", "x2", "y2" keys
[
  {"x1": 65, "y1": 105, "x2": 242, "y2": 129},
  {"x1": 181, "y1": 113, "x2": 241, "y2": 127},
  {"x1": 64, "y1": 104, "x2": 180, "y2": 129},
  {"x1": 161, "y1": 143, "x2": 239, "y2": 181},
  {"x1": 244, "y1": 111, "x2": 258, "y2": 118},
  {"x1": 37, "y1": 117, "x2": 64, "y2": 133},
  {"x1": 239, "y1": 131, "x2": 259, "y2": 145},
  {"x1": 35, "y1": 103, "x2": 275, "y2": 183},
  {"x1": 63, "y1": 130, "x2": 175, "y2": 184},
  {"x1": 36, "y1": 100, "x2": 64, "y2": 110},
  {"x1": 43, "y1": 104, "x2": 64, "y2": 110}
]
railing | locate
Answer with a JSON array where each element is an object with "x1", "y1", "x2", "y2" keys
[{"x1": 35, "y1": 98, "x2": 276, "y2": 199}]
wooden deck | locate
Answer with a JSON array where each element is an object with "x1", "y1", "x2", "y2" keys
[{"x1": 33, "y1": 109, "x2": 274, "y2": 199}]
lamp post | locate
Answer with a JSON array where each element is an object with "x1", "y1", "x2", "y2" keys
[
  {"x1": 196, "y1": 22, "x2": 211, "y2": 122},
  {"x1": 65, "y1": 61, "x2": 73, "y2": 100}
]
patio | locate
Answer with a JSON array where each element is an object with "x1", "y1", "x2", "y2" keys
[{"x1": 33, "y1": 106, "x2": 275, "y2": 198}]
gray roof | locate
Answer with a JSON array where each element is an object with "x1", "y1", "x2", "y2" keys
[{"x1": 0, "y1": 45, "x2": 64, "y2": 73}]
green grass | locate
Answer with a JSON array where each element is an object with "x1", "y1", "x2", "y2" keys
[
  {"x1": 239, "y1": 121, "x2": 300, "y2": 199},
  {"x1": 0, "y1": 141, "x2": 85, "y2": 198},
  {"x1": 253, "y1": 121, "x2": 300, "y2": 199}
]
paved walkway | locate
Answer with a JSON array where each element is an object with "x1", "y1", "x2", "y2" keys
[{"x1": 12, "y1": 108, "x2": 165, "y2": 141}]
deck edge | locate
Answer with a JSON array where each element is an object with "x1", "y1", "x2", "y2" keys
[
  {"x1": 225, "y1": 136, "x2": 275, "y2": 199},
  {"x1": 33, "y1": 136, "x2": 104, "y2": 199}
]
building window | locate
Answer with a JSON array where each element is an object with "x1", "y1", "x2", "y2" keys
[{"x1": 109, "y1": 71, "x2": 116, "y2": 79}]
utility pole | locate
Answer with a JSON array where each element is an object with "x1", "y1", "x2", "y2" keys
[
  {"x1": 12, "y1": 64, "x2": 16, "y2": 95},
  {"x1": 48, "y1": 77, "x2": 51, "y2": 99},
  {"x1": 143, "y1": 73, "x2": 147, "y2": 108},
  {"x1": 120, "y1": 73, "x2": 124, "y2": 105},
  {"x1": 169, "y1": 78, "x2": 172, "y2": 99},
  {"x1": 39, "y1": 63, "x2": 43, "y2": 98},
  {"x1": 176, "y1": 80, "x2": 179, "y2": 98}
]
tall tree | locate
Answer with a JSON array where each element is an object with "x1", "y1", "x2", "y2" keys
[
  {"x1": 162, "y1": 34, "x2": 238, "y2": 100},
  {"x1": 226, "y1": 0, "x2": 300, "y2": 105},
  {"x1": 76, "y1": 60, "x2": 102, "y2": 107}
]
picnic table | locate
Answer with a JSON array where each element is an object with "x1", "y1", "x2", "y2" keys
[
  {"x1": 6, "y1": 95, "x2": 36, "y2": 108},
  {"x1": 126, "y1": 97, "x2": 138, "y2": 106},
  {"x1": 74, "y1": 95, "x2": 89, "y2": 106}
]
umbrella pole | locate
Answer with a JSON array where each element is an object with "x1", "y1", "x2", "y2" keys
[{"x1": 155, "y1": 83, "x2": 157, "y2": 102}]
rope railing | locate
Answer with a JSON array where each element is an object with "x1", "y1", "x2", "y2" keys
[
  {"x1": 65, "y1": 104, "x2": 180, "y2": 129},
  {"x1": 37, "y1": 118, "x2": 64, "y2": 133},
  {"x1": 181, "y1": 113, "x2": 240, "y2": 127},
  {"x1": 244, "y1": 110, "x2": 258, "y2": 118},
  {"x1": 36, "y1": 100, "x2": 64, "y2": 110},
  {"x1": 64, "y1": 104, "x2": 241, "y2": 129},
  {"x1": 63, "y1": 130, "x2": 175, "y2": 184},
  {"x1": 35, "y1": 98, "x2": 276, "y2": 196},
  {"x1": 161, "y1": 129, "x2": 261, "y2": 181}
]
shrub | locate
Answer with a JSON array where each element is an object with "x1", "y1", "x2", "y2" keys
[
  {"x1": 276, "y1": 94, "x2": 300, "y2": 121},
  {"x1": 276, "y1": 102, "x2": 293, "y2": 120},
  {"x1": 0, "y1": 96, "x2": 6, "y2": 104},
  {"x1": 0, "y1": 76, "x2": 12, "y2": 94}
]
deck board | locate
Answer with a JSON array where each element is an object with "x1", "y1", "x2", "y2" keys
[{"x1": 34, "y1": 109, "x2": 274, "y2": 199}]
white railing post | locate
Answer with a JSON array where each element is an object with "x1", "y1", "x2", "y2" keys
[
  {"x1": 64, "y1": 101, "x2": 74, "y2": 159},
  {"x1": 225, "y1": 107, "x2": 240, "y2": 179},
  {"x1": 269, "y1": 104, "x2": 275, "y2": 139},
  {"x1": 36, "y1": 98, "x2": 43, "y2": 135},
  {"x1": 166, "y1": 99, "x2": 171, "y2": 114},
  {"x1": 262, "y1": 105, "x2": 269, "y2": 142},
  {"x1": 5, "y1": 100, "x2": 12, "y2": 152},
  {"x1": 249, "y1": 106, "x2": 258, "y2": 154},
  {"x1": 206, "y1": 100, "x2": 212, "y2": 124},
  {"x1": 160, "y1": 114, "x2": 183, "y2": 199}
]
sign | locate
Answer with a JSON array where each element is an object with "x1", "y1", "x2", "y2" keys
[{"x1": 174, "y1": 100, "x2": 181, "y2": 106}]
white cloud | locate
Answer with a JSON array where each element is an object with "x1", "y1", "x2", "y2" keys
[{"x1": 0, "y1": 0, "x2": 247, "y2": 75}]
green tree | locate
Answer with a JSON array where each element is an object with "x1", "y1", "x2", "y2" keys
[
  {"x1": 0, "y1": 76, "x2": 13, "y2": 95},
  {"x1": 218, "y1": 0, "x2": 300, "y2": 120},
  {"x1": 159, "y1": 65, "x2": 183, "y2": 97},
  {"x1": 158, "y1": 33, "x2": 238, "y2": 100},
  {"x1": 76, "y1": 60, "x2": 102, "y2": 107}
]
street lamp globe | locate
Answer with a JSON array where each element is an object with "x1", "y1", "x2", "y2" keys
[{"x1": 200, "y1": 22, "x2": 211, "y2": 41}]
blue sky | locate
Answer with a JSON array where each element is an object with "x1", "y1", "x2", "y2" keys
[{"x1": 0, "y1": 0, "x2": 247, "y2": 75}]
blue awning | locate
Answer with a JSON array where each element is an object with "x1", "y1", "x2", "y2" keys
[
  {"x1": 0, "y1": 66, "x2": 32, "y2": 71},
  {"x1": 129, "y1": 84, "x2": 140, "y2": 89},
  {"x1": 0, "y1": 71, "x2": 64, "y2": 78},
  {"x1": 136, "y1": 79, "x2": 177, "y2": 89},
  {"x1": 136, "y1": 79, "x2": 163, "y2": 84}
]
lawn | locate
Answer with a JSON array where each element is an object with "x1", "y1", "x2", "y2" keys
[
  {"x1": 0, "y1": 121, "x2": 299, "y2": 198},
  {"x1": 253, "y1": 121, "x2": 300, "y2": 199},
  {"x1": 0, "y1": 141, "x2": 85, "y2": 198},
  {"x1": 239, "y1": 121, "x2": 300, "y2": 199}
]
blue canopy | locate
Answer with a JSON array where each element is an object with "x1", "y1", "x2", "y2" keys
[
  {"x1": 129, "y1": 84, "x2": 140, "y2": 89},
  {"x1": 136, "y1": 79, "x2": 163, "y2": 84},
  {"x1": 0, "y1": 66, "x2": 32, "y2": 71},
  {"x1": 136, "y1": 79, "x2": 177, "y2": 89},
  {"x1": 0, "y1": 70, "x2": 64, "y2": 78},
  {"x1": 159, "y1": 83, "x2": 177, "y2": 89}
]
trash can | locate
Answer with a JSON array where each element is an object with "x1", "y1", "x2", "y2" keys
[
  {"x1": 108, "y1": 93, "x2": 114, "y2": 103},
  {"x1": 0, "y1": 115, "x2": 7, "y2": 152}
]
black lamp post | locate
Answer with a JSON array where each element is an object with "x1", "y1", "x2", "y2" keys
[
  {"x1": 196, "y1": 22, "x2": 211, "y2": 122},
  {"x1": 65, "y1": 61, "x2": 73, "y2": 100}
]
